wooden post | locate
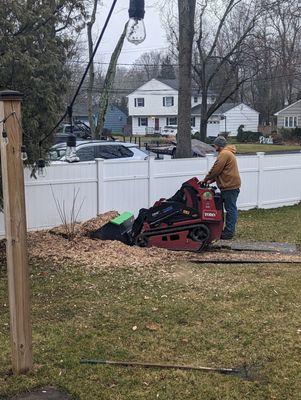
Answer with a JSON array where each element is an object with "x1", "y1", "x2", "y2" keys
[{"x1": 0, "y1": 90, "x2": 33, "y2": 374}]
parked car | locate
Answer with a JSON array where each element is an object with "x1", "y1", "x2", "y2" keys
[
  {"x1": 49, "y1": 140, "x2": 148, "y2": 162},
  {"x1": 53, "y1": 123, "x2": 92, "y2": 144},
  {"x1": 161, "y1": 125, "x2": 199, "y2": 136}
]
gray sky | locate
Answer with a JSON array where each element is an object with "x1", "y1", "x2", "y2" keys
[{"x1": 91, "y1": 0, "x2": 169, "y2": 67}]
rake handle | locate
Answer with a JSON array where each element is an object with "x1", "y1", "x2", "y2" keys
[{"x1": 80, "y1": 359, "x2": 239, "y2": 375}]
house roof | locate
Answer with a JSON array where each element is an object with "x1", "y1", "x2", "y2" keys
[
  {"x1": 156, "y1": 78, "x2": 180, "y2": 91},
  {"x1": 73, "y1": 103, "x2": 126, "y2": 117},
  {"x1": 128, "y1": 78, "x2": 215, "y2": 97},
  {"x1": 274, "y1": 99, "x2": 301, "y2": 116},
  {"x1": 156, "y1": 78, "x2": 216, "y2": 96},
  {"x1": 191, "y1": 102, "x2": 259, "y2": 115}
]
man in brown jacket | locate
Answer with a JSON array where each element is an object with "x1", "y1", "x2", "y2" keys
[{"x1": 202, "y1": 136, "x2": 241, "y2": 240}]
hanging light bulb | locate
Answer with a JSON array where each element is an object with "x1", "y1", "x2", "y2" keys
[
  {"x1": 37, "y1": 158, "x2": 46, "y2": 177},
  {"x1": 127, "y1": 0, "x2": 146, "y2": 45},
  {"x1": 2, "y1": 129, "x2": 8, "y2": 145},
  {"x1": 21, "y1": 145, "x2": 28, "y2": 161}
]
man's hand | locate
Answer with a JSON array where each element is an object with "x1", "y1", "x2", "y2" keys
[{"x1": 200, "y1": 179, "x2": 214, "y2": 185}]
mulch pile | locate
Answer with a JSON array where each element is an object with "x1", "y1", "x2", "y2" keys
[{"x1": 1, "y1": 212, "x2": 301, "y2": 271}]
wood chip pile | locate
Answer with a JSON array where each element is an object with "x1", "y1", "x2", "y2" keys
[
  {"x1": 27, "y1": 212, "x2": 180, "y2": 271},
  {"x1": 1, "y1": 212, "x2": 300, "y2": 271}
]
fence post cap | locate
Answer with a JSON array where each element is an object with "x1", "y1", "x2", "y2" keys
[
  {"x1": 0, "y1": 90, "x2": 23, "y2": 101},
  {"x1": 256, "y1": 152, "x2": 265, "y2": 155}
]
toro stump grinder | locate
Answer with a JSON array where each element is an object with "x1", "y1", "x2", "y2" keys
[{"x1": 91, "y1": 178, "x2": 224, "y2": 252}]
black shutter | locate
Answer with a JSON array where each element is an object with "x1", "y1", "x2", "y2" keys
[
  {"x1": 163, "y1": 97, "x2": 166, "y2": 106},
  {"x1": 135, "y1": 98, "x2": 137, "y2": 107}
]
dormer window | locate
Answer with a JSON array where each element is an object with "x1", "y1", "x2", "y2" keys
[
  {"x1": 135, "y1": 98, "x2": 145, "y2": 107},
  {"x1": 193, "y1": 96, "x2": 198, "y2": 103},
  {"x1": 163, "y1": 96, "x2": 174, "y2": 107}
]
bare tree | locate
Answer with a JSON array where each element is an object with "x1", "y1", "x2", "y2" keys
[
  {"x1": 176, "y1": 0, "x2": 196, "y2": 158},
  {"x1": 94, "y1": 23, "x2": 128, "y2": 139},
  {"x1": 192, "y1": 0, "x2": 266, "y2": 140},
  {"x1": 267, "y1": 0, "x2": 301, "y2": 105},
  {"x1": 87, "y1": 0, "x2": 99, "y2": 138},
  {"x1": 237, "y1": 0, "x2": 301, "y2": 123},
  {"x1": 126, "y1": 51, "x2": 167, "y2": 85}
]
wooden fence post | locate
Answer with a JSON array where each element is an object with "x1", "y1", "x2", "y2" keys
[{"x1": 0, "y1": 90, "x2": 33, "y2": 374}]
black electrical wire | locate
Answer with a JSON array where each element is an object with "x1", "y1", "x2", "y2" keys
[{"x1": 38, "y1": 0, "x2": 119, "y2": 150}]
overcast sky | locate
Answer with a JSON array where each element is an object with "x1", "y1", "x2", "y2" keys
[{"x1": 89, "y1": 0, "x2": 169, "y2": 67}]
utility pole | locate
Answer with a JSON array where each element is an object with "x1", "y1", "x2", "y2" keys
[{"x1": 0, "y1": 90, "x2": 33, "y2": 374}]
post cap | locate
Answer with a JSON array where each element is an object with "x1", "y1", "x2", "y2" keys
[{"x1": 0, "y1": 90, "x2": 23, "y2": 101}]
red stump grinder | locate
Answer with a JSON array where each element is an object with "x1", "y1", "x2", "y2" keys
[{"x1": 92, "y1": 177, "x2": 224, "y2": 252}]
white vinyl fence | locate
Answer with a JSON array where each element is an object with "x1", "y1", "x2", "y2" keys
[{"x1": 0, "y1": 152, "x2": 300, "y2": 236}]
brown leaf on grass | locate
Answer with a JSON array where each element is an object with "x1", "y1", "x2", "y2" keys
[{"x1": 145, "y1": 322, "x2": 161, "y2": 331}]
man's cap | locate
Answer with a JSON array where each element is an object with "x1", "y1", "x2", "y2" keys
[{"x1": 214, "y1": 136, "x2": 227, "y2": 148}]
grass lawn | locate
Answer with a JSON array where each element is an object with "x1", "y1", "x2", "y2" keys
[
  {"x1": 115, "y1": 134, "x2": 301, "y2": 153},
  {"x1": 1, "y1": 205, "x2": 301, "y2": 399},
  {"x1": 237, "y1": 204, "x2": 301, "y2": 245},
  {"x1": 234, "y1": 143, "x2": 301, "y2": 153}
]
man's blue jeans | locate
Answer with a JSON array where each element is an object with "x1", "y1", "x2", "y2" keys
[{"x1": 221, "y1": 189, "x2": 240, "y2": 235}]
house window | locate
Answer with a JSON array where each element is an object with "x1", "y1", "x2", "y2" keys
[
  {"x1": 134, "y1": 98, "x2": 145, "y2": 107},
  {"x1": 166, "y1": 117, "x2": 178, "y2": 125},
  {"x1": 193, "y1": 96, "x2": 198, "y2": 103},
  {"x1": 191, "y1": 117, "x2": 196, "y2": 127},
  {"x1": 163, "y1": 96, "x2": 174, "y2": 107},
  {"x1": 284, "y1": 116, "x2": 298, "y2": 128},
  {"x1": 138, "y1": 117, "x2": 148, "y2": 127}
]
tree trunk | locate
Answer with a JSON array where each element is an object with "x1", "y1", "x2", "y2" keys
[
  {"x1": 87, "y1": 0, "x2": 98, "y2": 138},
  {"x1": 176, "y1": 0, "x2": 196, "y2": 158},
  {"x1": 200, "y1": 118, "x2": 208, "y2": 142},
  {"x1": 95, "y1": 24, "x2": 127, "y2": 139},
  {"x1": 199, "y1": 90, "x2": 208, "y2": 142}
]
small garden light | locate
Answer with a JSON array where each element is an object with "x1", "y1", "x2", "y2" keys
[
  {"x1": 65, "y1": 134, "x2": 79, "y2": 163},
  {"x1": 37, "y1": 158, "x2": 46, "y2": 177},
  {"x1": 21, "y1": 145, "x2": 28, "y2": 161},
  {"x1": 2, "y1": 129, "x2": 8, "y2": 145},
  {"x1": 127, "y1": 0, "x2": 146, "y2": 45}
]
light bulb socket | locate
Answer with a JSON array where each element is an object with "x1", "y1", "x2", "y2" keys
[
  {"x1": 129, "y1": 0, "x2": 145, "y2": 19},
  {"x1": 21, "y1": 145, "x2": 26, "y2": 153},
  {"x1": 2, "y1": 130, "x2": 7, "y2": 139},
  {"x1": 67, "y1": 134, "x2": 76, "y2": 148}
]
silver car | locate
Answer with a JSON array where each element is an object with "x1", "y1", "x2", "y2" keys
[{"x1": 49, "y1": 140, "x2": 148, "y2": 162}]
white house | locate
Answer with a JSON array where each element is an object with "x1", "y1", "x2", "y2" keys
[
  {"x1": 127, "y1": 78, "x2": 215, "y2": 135},
  {"x1": 127, "y1": 78, "x2": 259, "y2": 136},
  {"x1": 191, "y1": 102, "x2": 260, "y2": 136},
  {"x1": 274, "y1": 99, "x2": 301, "y2": 129}
]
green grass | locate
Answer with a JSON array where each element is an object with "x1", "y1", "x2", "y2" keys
[
  {"x1": 1, "y1": 206, "x2": 301, "y2": 399},
  {"x1": 119, "y1": 135, "x2": 301, "y2": 153},
  {"x1": 234, "y1": 143, "x2": 301, "y2": 153},
  {"x1": 236, "y1": 204, "x2": 301, "y2": 245}
]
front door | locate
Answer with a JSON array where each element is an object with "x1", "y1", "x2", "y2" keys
[{"x1": 155, "y1": 118, "x2": 160, "y2": 133}]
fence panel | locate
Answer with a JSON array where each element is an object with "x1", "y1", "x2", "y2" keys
[
  {"x1": 99, "y1": 159, "x2": 149, "y2": 216},
  {"x1": 24, "y1": 162, "x2": 97, "y2": 234},
  {"x1": 150, "y1": 158, "x2": 208, "y2": 206},
  {"x1": 0, "y1": 152, "x2": 300, "y2": 237},
  {"x1": 237, "y1": 155, "x2": 259, "y2": 209},
  {"x1": 260, "y1": 154, "x2": 301, "y2": 208}
]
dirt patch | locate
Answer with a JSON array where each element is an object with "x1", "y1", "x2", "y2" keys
[
  {"x1": 11, "y1": 386, "x2": 70, "y2": 400},
  {"x1": 1, "y1": 211, "x2": 300, "y2": 273}
]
